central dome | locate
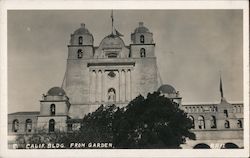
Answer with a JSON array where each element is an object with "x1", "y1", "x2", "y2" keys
[
  {"x1": 100, "y1": 34, "x2": 125, "y2": 49},
  {"x1": 47, "y1": 87, "x2": 66, "y2": 96}
]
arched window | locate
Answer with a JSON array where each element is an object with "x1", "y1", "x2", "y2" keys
[
  {"x1": 77, "y1": 49, "x2": 83, "y2": 59},
  {"x1": 225, "y1": 120, "x2": 230, "y2": 128},
  {"x1": 237, "y1": 120, "x2": 242, "y2": 128},
  {"x1": 237, "y1": 106, "x2": 241, "y2": 113},
  {"x1": 224, "y1": 109, "x2": 228, "y2": 117},
  {"x1": 78, "y1": 36, "x2": 83, "y2": 45},
  {"x1": 25, "y1": 119, "x2": 32, "y2": 132},
  {"x1": 107, "y1": 88, "x2": 116, "y2": 102},
  {"x1": 49, "y1": 119, "x2": 55, "y2": 132},
  {"x1": 189, "y1": 107, "x2": 192, "y2": 113},
  {"x1": 50, "y1": 104, "x2": 55, "y2": 116},
  {"x1": 196, "y1": 107, "x2": 199, "y2": 112},
  {"x1": 213, "y1": 106, "x2": 217, "y2": 112},
  {"x1": 140, "y1": 48, "x2": 146, "y2": 58},
  {"x1": 210, "y1": 115, "x2": 217, "y2": 128},
  {"x1": 12, "y1": 119, "x2": 19, "y2": 132},
  {"x1": 140, "y1": 35, "x2": 145, "y2": 43},
  {"x1": 189, "y1": 116, "x2": 195, "y2": 129},
  {"x1": 198, "y1": 115, "x2": 205, "y2": 129},
  {"x1": 233, "y1": 106, "x2": 237, "y2": 113}
]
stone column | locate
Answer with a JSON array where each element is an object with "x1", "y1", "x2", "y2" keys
[
  {"x1": 127, "y1": 69, "x2": 131, "y2": 101},
  {"x1": 95, "y1": 70, "x2": 99, "y2": 102},
  {"x1": 101, "y1": 70, "x2": 105, "y2": 102},
  {"x1": 118, "y1": 69, "x2": 121, "y2": 102},
  {"x1": 97, "y1": 70, "x2": 102, "y2": 102},
  {"x1": 89, "y1": 70, "x2": 91, "y2": 103},
  {"x1": 121, "y1": 70, "x2": 126, "y2": 102},
  {"x1": 125, "y1": 69, "x2": 128, "y2": 101},
  {"x1": 92, "y1": 70, "x2": 96, "y2": 102}
]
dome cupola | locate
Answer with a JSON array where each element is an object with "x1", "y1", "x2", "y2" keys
[
  {"x1": 42, "y1": 87, "x2": 68, "y2": 101},
  {"x1": 70, "y1": 23, "x2": 94, "y2": 45},
  {"x1": 134, "y1": 22, "x2": 150, "y2": 33},
  {"x1": 94, "y1": 33, "x2": 129, "y2": 58},
  {"x1": 157, "y1": 84, "x2": 176, "y2": 94},
  {"x1": 158, "y1": 84, "x2": 182, "y2": 105},
  {"x1": 100, "y1": 34, "x2": 125, "y2": 49},
  {"x1": 47, "y1": 87, "x2": 66, "y2": 96},
  {"x1": 131, "y1": 22, "x2": 153, "y2": 44}
]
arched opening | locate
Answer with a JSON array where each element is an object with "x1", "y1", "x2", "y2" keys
[
  {"x1": 224, "y1": 109, "x2": 228, "y2": 117},
  {"x1": 77, "y1": 49, "x2": 83, "y2": 59},
  {"x1": 50, "y1": 104, "x2": 55, "y2": 116},
  {"x1": 25, "y1": 119, "x2": 32, "y2": 132},
  {"x1": 223, "y1": 143, "x2": 239, "y2": 149},
  {"x1": 107, "y1": 52, "x2": 118, "y2": 58},
  {"x1": 233, "y1": 106, "x2": 237, "y2": 113},
  {"x1": 188, "y1": 115, "x2": 195, "y2": 129},
  {"x1": 193, "y1": 143, "x2": 211, "y2": 149},
  {"x1": 224, "y1": 120, "x2": 230, "y2": 128},
  {"x1": 49, "y1": 119, "x2": 55, "y2": 132},
  {"x1": 140, "y1": 48, "x2": 146, "y2": 57},
  {"x1": 210, "y1": 115, "x2": 217, "y2": 128},
  {"x1": 237, "y1": 120, "x2": 242, "y2": 128},
  {"x1": 189, "y1": 107, "x2": 192, "y2": 113},
  {"x1": 237, "y1": 106, "x2": 241, "y2": 113},
  {"x1": 107, "y1": 88, "x2": 116, "y2": 102},
  {"x1": 192, "y1": 107, "x2": 196, "y2": 113},
  {"x1": 140, "y1": 35, "x2": 145, "y2": 43},
  {"x1": 198, "y1": 115, "x2": 205, "y2": 129},
  {"x1": 78, "y1": 36, "x2": 83, "y2": 45},
  {"x1": 12, "y1": 119, "x2": 19, "y2": 132},
  {"x1": 200, "y1": 106, "x2": 203, "y2": 112}
]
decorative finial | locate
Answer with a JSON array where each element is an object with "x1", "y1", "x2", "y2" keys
[
  {"x1": 111, "y1": 10, "x2": 114, "y2": 35},
  {"x1": 80, "y1": 23, "x2": 85, "y2": 28},
  {"x1": 139, "y1": 22, "x2": 144, "y2": 27}
]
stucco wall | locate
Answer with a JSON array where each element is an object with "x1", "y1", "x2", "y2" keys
[
  {"x1": 37, "y1": 116, "x2": 68, "y2": 132},
  {"x1": 8, "y1": 114, "x2": 38, "y2": 135},
  {"x1": 183, "y1": 130, "x2": 243, "y2": 149},
  {"x1": 132, "y1": 57, "x2": 158, "y2": 98},
  {"x1": 130, "y1": 44, "x2": 155, "y2": 58},
  {"x1": 40, "y1": 101, "x2": 69, "y2": 116}
]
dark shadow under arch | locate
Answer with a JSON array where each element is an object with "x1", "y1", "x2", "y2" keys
[
  {"x1": 224, "y1": 143, "x2": 239, "y2": 149},
  {"x1": 193, "y1": 143, "x2": 211, "y2": 149}
]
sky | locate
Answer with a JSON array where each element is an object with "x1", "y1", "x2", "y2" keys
[{"x1": 7, "y1": 10, "x2": 243, "y2": 113}]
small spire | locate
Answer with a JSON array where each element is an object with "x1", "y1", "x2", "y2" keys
[{"x1": 219, "y1": 72, "x2": 224, "y2": 101}]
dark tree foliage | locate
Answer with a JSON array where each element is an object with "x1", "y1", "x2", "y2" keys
[
  {"x1": 112, "y1": 92, "x2": 195, "y2": 148},
  {"x1": 75, "y1": 92, "x2": 195, "y2": 148},
  {"x1": 59, "y1": 104, "x2": 117, "y2": 148},
  {"x1": 14, "y1": 92, "x2": 195, "y2": 149}
]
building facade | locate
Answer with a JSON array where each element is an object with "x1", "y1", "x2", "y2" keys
[{"x1": 8, "y1": 21, "x2": 243, "y2": 149}]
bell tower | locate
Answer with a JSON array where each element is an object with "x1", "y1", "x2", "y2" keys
[
  {"x1": 68, "y1": 23, "x2": 94, "y2": 59},
  {"x1": 130, "y1": 22, "x2": 158, "y2": 97},
  {"x1": 130, "y1": 22, "x2": 155, "y2": 58}
]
